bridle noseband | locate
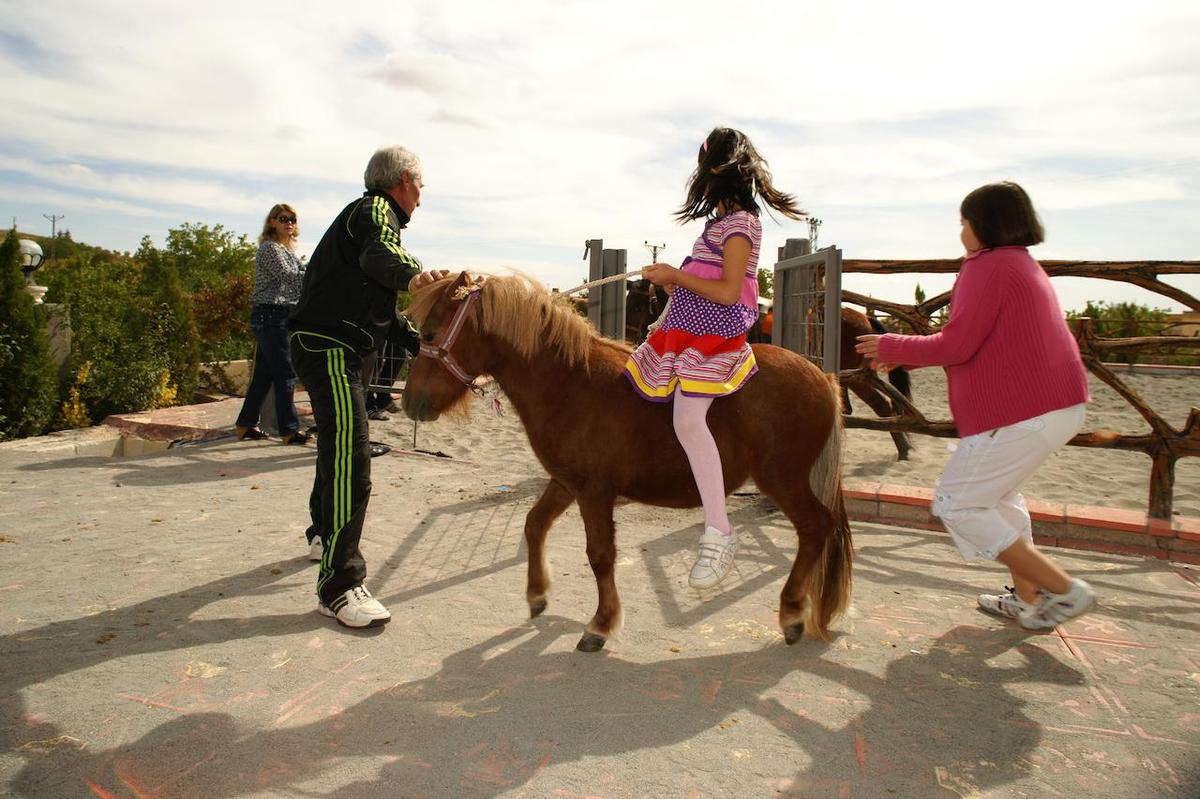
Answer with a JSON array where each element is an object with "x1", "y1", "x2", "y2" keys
[{"x1": 418, "y1": 285, "x2": 485, "y2": 393}]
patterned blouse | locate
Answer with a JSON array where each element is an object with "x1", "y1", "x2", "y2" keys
[{"x1": 251, "y1": 240, "x2": 306, "y2": 306}]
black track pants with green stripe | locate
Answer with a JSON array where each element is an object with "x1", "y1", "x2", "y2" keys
[{"x1": 291, "y1": 332, "x2": 372, "y2": 605}]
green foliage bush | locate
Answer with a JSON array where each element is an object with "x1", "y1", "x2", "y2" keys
[
  {"x1": 41, "y1": 253, "x2": 171, "y2": 422},
  {"x1": 1065, "y1": 300, "x2": 1189, "y2": 365},
  {"x1": 0, "y1": 233, "x2": 58, "y2": 439}
]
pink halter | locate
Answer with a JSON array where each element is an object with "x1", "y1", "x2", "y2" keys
[{"x1": 418, "y1": 285, "x2": 484, "y2": 391}]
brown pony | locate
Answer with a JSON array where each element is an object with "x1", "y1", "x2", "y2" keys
[
  {"x1": 404, "y1": 272, "x2": 853, "y2": 652},
  {"x1": 839, "y1": 307, "x2": 914, "y2": 460}
]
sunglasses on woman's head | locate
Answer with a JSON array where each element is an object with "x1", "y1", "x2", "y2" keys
[{"x1": 276, "y1": 215, "x2": 297, "y2": 224}]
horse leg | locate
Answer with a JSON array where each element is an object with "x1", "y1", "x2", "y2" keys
[
  {"x1": 524, "y1": 479, "x2": 575, "y2": 618},
  {"x1": 574, "y1": 489, "x2": 621, "y2": 652},
  {"x1": 753, "y1": 449, "x2": 841, "y2": 644},
  {"x1": 850, "y1": 383, "x2": 911, "y2": 461}
]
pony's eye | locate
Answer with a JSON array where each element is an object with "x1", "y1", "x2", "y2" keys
[{"x1": 421, "y1": 332, "x2": 436, "y2": 343}]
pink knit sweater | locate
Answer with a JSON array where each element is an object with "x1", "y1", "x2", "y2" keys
[{"x1": 876, "y1": 246, "x2": 1089, "y2": 437}]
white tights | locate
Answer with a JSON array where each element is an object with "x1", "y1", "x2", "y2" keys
[{"x1": 672, "y1": 385, "x2": 731, "y2": 535}]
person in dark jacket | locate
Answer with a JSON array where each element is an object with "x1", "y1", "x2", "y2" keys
[{"x1": 289, "y1": 145, "x2": 447, "y2": 628}]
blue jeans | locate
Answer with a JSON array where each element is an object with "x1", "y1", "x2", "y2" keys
[{"x1": 236, "y1": 305, "x2": 301, "y2": 435}]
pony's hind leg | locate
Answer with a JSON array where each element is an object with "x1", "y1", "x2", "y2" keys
[
  {"x1": 755, "y1": 470, "x2": 830, "y2": 644},
  {"x1": 525, "y1": 479, "x2": 575, "y2": 618},
  {"x1": 574, "y1": 489, "x2": 622, "y2": 652}
]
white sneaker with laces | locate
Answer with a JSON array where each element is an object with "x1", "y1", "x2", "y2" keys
[
  {"x1": 318, "y1": 586, "x2": 391, "y2": 628},
  {"x1": 1038, "y1": 578, "x2": 1096, "y2": 626},
  {"x1": 688, "y1": 526, "x2": 738, "y2": 589},
  {"x1": 308, "y1": 536, "x2": 323, "y2": 562},
  {"x1": 977, "y1": 586, "x2": 1057, "y2": 629}
]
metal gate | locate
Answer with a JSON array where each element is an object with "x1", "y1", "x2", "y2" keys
[{"x1": 772, "y1": 238, "x2": 842, "y2": 373}]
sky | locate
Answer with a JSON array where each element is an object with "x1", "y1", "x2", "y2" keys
[{"x1": 3, "y1": 0, "x2": 1199, "y2": 314}]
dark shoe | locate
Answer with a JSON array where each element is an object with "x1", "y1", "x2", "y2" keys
[
  {"x1": 369, "y1": 441, "x2": 392, "y2": 458},
  {"x1": 384, "y1": 399, "x2": 402, "y2": 413},
  {"x1": 236, "y1": 426, "x2": 269, "y2": 441},
  {"x1": 366, "y1": 408, "x2": 390, "y2": 422},
  {"x1": 281, "y1": 430, "x2": 312, "y2": 445}
]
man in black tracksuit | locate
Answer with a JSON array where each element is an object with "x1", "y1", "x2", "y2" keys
[{"x1": 288, "y1": 145, "x2": 445, "y2": 628}]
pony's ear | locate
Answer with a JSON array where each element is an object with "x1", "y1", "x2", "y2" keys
[{"x1": 451, "y1": 271, "x2": 473, "y2": 289}]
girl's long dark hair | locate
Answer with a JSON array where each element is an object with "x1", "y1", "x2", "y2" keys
[{"x1": 675, "y1": 127, "x2": 805, "y2": 223}]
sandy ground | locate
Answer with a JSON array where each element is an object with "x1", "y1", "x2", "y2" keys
[
  {"x1": 371, "y1": 369, "x2": 1199, "y2": 520},
  {"x1": 1, "y1": 373, "x2": 1198, "y2": 797}
]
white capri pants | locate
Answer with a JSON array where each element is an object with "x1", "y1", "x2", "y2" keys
[{"x1": 932, "y1": 404, "x2": 1086, "y2": 561}]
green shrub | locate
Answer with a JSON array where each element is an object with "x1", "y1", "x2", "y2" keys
[
  {"x1": 0, "y1": 232, "x2": 58, "y2": 439},
  {"x1": 41, "y1": 253, "x2": 167, "y2": 421}
]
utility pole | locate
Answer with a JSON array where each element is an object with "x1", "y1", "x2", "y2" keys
[
  {"x1": 43, "y1": 213, "x2": 65, "y2": 261},
  {"x1": 807, "y1": 217, "x2": 823, "y2": 251},
  {"x1": 644, "y1": 241, "x2": 666, "y2": 263}
]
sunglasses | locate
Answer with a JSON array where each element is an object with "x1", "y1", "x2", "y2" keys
[{"x1": 276, "y1": 215, "x2": 297, "y2": 224}]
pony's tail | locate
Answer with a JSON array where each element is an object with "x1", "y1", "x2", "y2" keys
[{"x1": 803, "y1": 372, "x2": 854, "y2": 639}]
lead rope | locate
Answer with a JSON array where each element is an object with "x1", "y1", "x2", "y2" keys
[{"x1": 557, "y1": 267, "x2": 674, "y2": 334}]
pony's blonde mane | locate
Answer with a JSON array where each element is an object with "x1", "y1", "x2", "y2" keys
[{"x1": 408, "y1": 273, "x2": 600, "y2": 367}]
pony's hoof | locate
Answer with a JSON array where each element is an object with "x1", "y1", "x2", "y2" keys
[
  {"x1": 529, "y1": 598, "x2": 548, "y2": 618},
  {"x1": 783, "y1": 622, "x2": 805, "y2": 645},
  {"x1": 576, "y1": 632, "x2": 607, "y2": 652}
]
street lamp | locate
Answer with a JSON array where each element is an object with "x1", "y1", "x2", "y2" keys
[{"x1": 18, "y1": 239, "x2": 47, "y2": 304}]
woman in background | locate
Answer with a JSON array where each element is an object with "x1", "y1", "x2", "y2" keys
[{"x1": 235, "y1": 203, "x2": 311, "y2": 445}]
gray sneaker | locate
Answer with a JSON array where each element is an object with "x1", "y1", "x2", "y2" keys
[{"x1": 308, "y1": 535, "x2": 323, "y2": 562}]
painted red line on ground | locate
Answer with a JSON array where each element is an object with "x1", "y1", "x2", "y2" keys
[
  {"x1": 149, "y1": 751, "x2": 217, "y2": 795},
  {"x1": 114, "y1": 693, "x2": 188, "y2": 713},
  {"x1": 1173, "y1": 567, "x2": 1199, "y2": 588},
  {"x1": 1054, "y1": 628, "x2": 1083, "y2": 661},
  {"x1": 85, "y1": 779, "x2": 121, "y2": 799},
  {"x1": 0, "y1": 583, "x2": 23, "y2": 592},
  {"x1": 1098, "y1": 684, "x2": 1130, "y2": 717},
  {"x1": 1132, "y1": 724, "x2": 1200, "y2": 749},
  {"x1": 1057, "y1": 633, "x2": 1151, "y2": 650},
  {"x1": 704, "y1": 679, "x2": 722, "y2": 705},
  {"x1": 276, "y1": 680, "x2": 325, "y2": 722},
  {"x1": 1042, "y1": 723, "x2": 1132, "y2": 738},
  {"x1": 855, "y1": 730, "x2": 867, "y2": 775}
]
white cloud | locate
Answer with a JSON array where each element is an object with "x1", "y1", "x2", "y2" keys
[{"x1": 1, "y1": 0, "x2": 1197, "y2": 308}]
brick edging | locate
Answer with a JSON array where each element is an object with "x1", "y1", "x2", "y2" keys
[{"x1": 844, "y1": 480, "x2": 1200, "y2": 565}]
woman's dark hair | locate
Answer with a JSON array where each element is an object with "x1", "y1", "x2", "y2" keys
[
  {"x1": 959, "y1": 181, "x2": 1044, "y2": 248},
  {"x1": 675, "y1": 127, "x2": 805, "y2": 223}
]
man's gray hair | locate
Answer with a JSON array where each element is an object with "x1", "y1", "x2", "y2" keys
[{"x1": 364, "y1": 146, "x2": 421, "y2": 192}]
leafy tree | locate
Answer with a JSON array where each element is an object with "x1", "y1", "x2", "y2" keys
[
  {"x1": 1067, "y1": 300, "x2": 1172, "y2": 364},
  {"x1": 139, "y1": 246, "x2": 200, "y2": 404},
  {"x1": 0, "y1": 231, "x2": 57, "y2": 439},
  {"x1": 757, "y1": 268, "x2": 773, "y2": 300},
  {"x1": 136, "y1": 224, "x2": 257, "y2": 360},
  {"x1": 138, "y1": 224, "x2": 256, "y2": 293},
  {"x1": 41, "y1": 253, "x2": 165, "y2": 422}
]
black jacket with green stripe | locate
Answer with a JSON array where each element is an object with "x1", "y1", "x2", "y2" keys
[{"x1": 288, "y1": 191, "x2": 423, "y2": 354}]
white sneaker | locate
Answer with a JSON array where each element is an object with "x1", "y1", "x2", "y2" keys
[
  {"x1": 977, "y1": 587, "x2": 1054, "y2": 629},
  {"x1": 308, "y1": 536, "x2": 323, "y2": 562},
  {"x1": 1038, "y1": 578, "x2": 1096, "y2": 626},
  {"x1": 318, "y1": 586, "x2": 391, "y2": 628},
  {"x1": 688, "y1": 526, "x2": 738, "y2": 589}
]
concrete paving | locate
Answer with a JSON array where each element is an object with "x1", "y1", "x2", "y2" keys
[{"x1": 0, "y1": 429, "x2": 1197, "y2": 798}]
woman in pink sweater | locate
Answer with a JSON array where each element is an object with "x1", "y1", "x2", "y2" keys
[{"x1": 856, "y1": 182, "x2": 1095, "y2": 630}]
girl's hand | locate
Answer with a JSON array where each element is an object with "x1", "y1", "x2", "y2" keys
[
  {"x1": 855, "y1": 335, "x2": 897, "y2": 371},
  {"x1": 642, "y1": 263, "x2": 677, "y2": 286}
]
